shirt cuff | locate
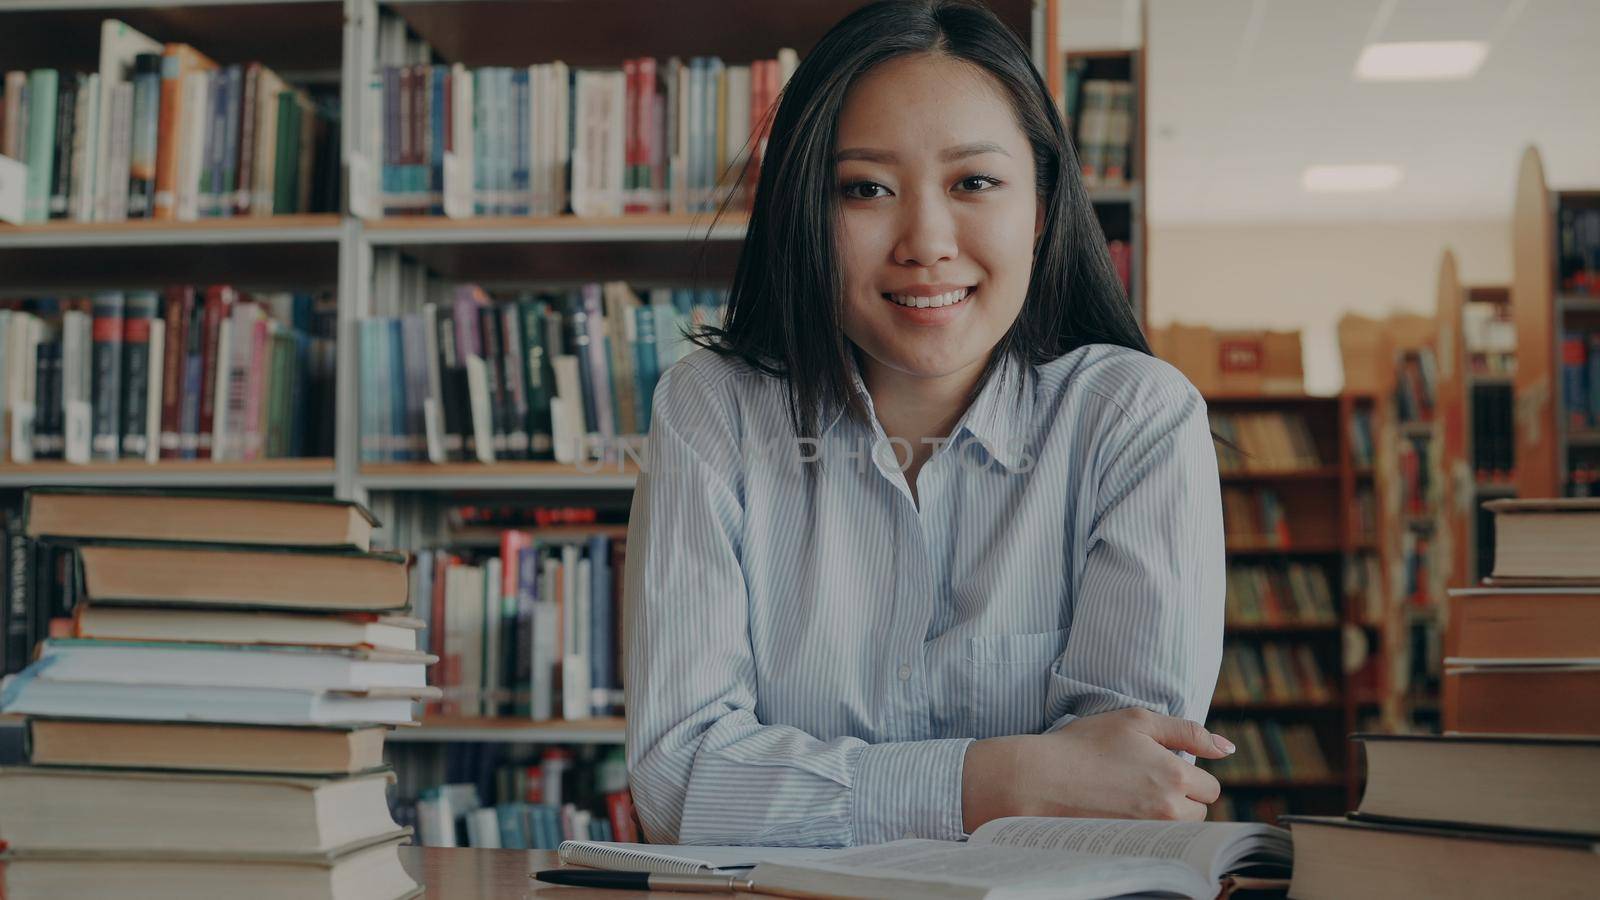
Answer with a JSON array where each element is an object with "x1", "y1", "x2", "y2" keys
[{"x1": 851, "y1": 737, "x2": 973, "y2": 845}]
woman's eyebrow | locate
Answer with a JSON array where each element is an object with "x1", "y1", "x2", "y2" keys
[{"x1": 834, "y1": 141, "x2": 1010, "y2": 163}]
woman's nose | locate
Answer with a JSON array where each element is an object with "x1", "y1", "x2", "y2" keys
[{"x1": 892, "y1": 194, "x2": 959, "y2": 267}]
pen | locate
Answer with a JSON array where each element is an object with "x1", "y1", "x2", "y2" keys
[{"x1": 533, "y1": 869, "x2": 760, "y2": 893}]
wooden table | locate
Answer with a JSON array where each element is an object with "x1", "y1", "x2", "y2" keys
[{"x1": 400, "y1": 847, "x2": 686, "y2": 898}]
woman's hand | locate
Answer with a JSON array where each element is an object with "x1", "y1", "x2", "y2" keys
[{"x1": 962, "y1": 708, "x2": 1234, "y2": 832}]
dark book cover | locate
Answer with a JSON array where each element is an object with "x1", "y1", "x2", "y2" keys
[
  {"x1": 48, "y1": 75, "x2": 77, "y2": 220},
  {"x1": 127, "y1": 53, "x2": 164, "y2": 219},
  {"x1": 89, "y1": 292, "x2": 126, "y2": 461},
  {"x1": 31, "y1": 329, "x2": 63, "y2": 461},
  {"x1": 158, "y1": 286, "x2": 193, "y2": 459},
  {"x1": 196, "y1": 286, "x2": 238, "y2": 459},
  {"x1": 119, "y1": 290, "x2": 159, "y2": 459},
  {"x1": 478, "y1": 304, "x2": 509, "y2": 459},
  {"x1": 234, "y1": 63, "x2": 259, "y2": 217},
  {"x1": 520, "y1": 300, "x2": 555, "y2": 460}
]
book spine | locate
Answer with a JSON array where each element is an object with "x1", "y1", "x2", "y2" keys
[
  {"x1": 195, "y1": 286, "x2": 234, "y2": 459},
  {"x1": 501, "y1": 304, "x2": 530, "y2": 460},
  {"x1": 127, "y1": 56, "x2": 163, "y2": 218},
  {"x1": 521, "y1": 300, "x2": 555, "y2": 460},
  {"x1": 89, "y1": 292, "x2": 125, "y2": 460},
  {"x1": 119, "y1": 290, "x2": 159, "y2": 458},
  {"x1": 48, "y1": 75, "x2": 76, "y2": 220},
  {"x1": 479, "y1": 304, "x2": 509, "y2": 458},
  {"x1": 158, "y1": 287, "x2": 191, "y2": 458},
  {"x1": 24, "y1": 69, "x2": 58, "y2": 222},
  {"x1": 234, "y1": 63, "x2": 259, "y2": 216},
  {"x1": 152, "y1": 50, "x2": 183, "y2": 220}
]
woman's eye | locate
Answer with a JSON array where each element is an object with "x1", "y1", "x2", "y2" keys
[
  {"x1": 957, "y1": 175, "x2": 1001, "y2": 192},
  {"x1": 841, "y1": 181, "x2": 889, "y2": 200}
]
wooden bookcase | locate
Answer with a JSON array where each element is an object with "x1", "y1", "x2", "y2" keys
[
  {"x1": 1061, "y1": 46, "x2": 1147, "y2": 329},
  {"x1": 1434, "y1": 250, "x2": 1517, "y2": 589},
  {"x1": 1205, "y1": 394, "x2": 1367, "y2": 821},
  {"x1": 1510, "y1": 145, "x2": 1600, "y2": 499}
]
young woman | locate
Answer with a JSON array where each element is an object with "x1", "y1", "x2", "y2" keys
[{"x1": 624, "y1": 0, "x2": 1230, "y2": 847}]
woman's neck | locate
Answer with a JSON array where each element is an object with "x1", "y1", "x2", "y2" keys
[{"x1": 858, "y1": 352, "x2": 988, "y2": 474}]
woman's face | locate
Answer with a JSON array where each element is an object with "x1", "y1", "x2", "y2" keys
[{"x1": 834, "y1": 52, "x2": 1041, "y2": 388}]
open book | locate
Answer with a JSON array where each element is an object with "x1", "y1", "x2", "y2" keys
[{"x1": 560, "y1": 816, "x2": 1291, "y2": 899}]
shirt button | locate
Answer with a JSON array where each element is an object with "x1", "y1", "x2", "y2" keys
[{"x1": 897, "y1": 664, "x2": 912, "y2": 681}]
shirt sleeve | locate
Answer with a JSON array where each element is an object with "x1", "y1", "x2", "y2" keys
[
  {"x1": 1043, "y1": 373, "x2": 1226, "y2": 737},
  {"x1": 623, "y1": 358, "x2": 972, "y2": 848}
]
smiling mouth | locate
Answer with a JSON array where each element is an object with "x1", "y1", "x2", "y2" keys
[{"x1": 881, "y1": 287, "x2": 974, "y2": 309}]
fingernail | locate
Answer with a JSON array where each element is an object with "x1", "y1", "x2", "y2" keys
[{"x1": 1212, "y1": 735, "x2": 1236, "y2": 755}]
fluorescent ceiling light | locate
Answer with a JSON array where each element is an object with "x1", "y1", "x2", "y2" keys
[
  {"x1": 1355, "y1": 41, "x2": 1488, "y2": 81},
  {"x1": 1302, "y1": 164, "x2": 1404, "y2": 193}
]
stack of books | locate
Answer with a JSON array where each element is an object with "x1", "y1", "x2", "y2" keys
[
  {"x1": 1445, "y1": 498, "x2": 1600, "y2": 735},
  {"x1": 0, "y1": 488, "x2": 436, "y2": 900},
  {"x1": 1283, "y1": 734, "x2": 1599, "y2": 896},
  {"x1": 1284, "y1": 496, "x2": 1600, "y2": 896}
]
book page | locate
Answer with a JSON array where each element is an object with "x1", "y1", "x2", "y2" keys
[
  {"x1": 749, "y1": 841, "x2": 1210, "y2": 900},
  {"x1": 557, "y1": 840, "x2": 826, "y2": 874},
  {"x1": 969, "y1": 817, "x2": 1289, "y2": 883}
]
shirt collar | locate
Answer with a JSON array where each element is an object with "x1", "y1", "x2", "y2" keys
[{"x1": 818, "y1": 349, "x2": 1035, "y2": 472}]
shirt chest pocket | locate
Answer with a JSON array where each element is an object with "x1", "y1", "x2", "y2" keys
[{"x1": 965, "y1": 628, "x2": 1069, "y2": 740}]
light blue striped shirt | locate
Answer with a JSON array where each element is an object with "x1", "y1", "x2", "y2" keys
[{"x1": 623, "y1": 343, "x2": 1224, "y2": 847}]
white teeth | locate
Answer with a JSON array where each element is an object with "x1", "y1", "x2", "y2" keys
[{"x1": 886, "y1": 288, "x2": 969, "y2": 309}]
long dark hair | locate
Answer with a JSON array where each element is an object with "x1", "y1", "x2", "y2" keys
[{"x1": 689, "y1": 0, "x2": 1148, "y2": 441}]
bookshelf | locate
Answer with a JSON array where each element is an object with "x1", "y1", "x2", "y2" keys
[
  {"x1": 1511, "y1": 145, "x2": 1600, "y2": 498},
  {"x1": 1061, "y1": 47, "x2": 1145, "y2": 328},
  {"x1": 0, "y1": 0, "x2": 1077, "y2": 831},
  {"x1": 1205, "y1": 394, "x2": 1361, "y2": 821},
  {"x1": 1434, "y1": 249, "x2": 1517, "y2": 588}
]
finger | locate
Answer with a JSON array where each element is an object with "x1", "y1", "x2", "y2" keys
[
  {"x1": 1141, "y1": 714, "x2": 1235, "y2": 759},
  {"x1": 1181, "y1": 762, "x2": 1222, "y2": 805},
  {"x1": 1177, "y1": 798, "x2": 1209, "y2": 822}
]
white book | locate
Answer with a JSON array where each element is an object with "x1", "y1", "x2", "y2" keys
[
  {"x1": 176, "y1": 69, "x2": 211, "y2": 221},
  {"x1": 93, "y1": 20, "x2": 161, "y2": 221},
  {"x1": 672, "y1": 59, "x2": 691, "y2": 212},
  {"x1": 442, "y1": 564, "x2": 470, "y2": 717},
  {"x1": 1, "y1": 72, "x2": 25, "y2": 160},
  {"x1": 36, "y1": 639, "x2": 433, "y2": 692},
  {"x1": 60, "y1": 310, "x2": 92, "y2": 464},
  {"x1": 415, "y1": 797, "x2": 457, "y2": 848},
  {"x1": 561, "y1": 546, "x2": 591, "y2": 721},
  {"x1": 531, "y1": 595, "x2": 559, "y2": 722},
  {"x1": 549, "y1": 354, "x2": 583, "y2": 464},
  {"x1": 447, "y1": 62, "x2": 474, "y2": 219},
  {"x1": 465, "y1": 807, "x2": 501, "y2": 849},
  {"x1": 777, "y1": 47, "x2": 799, "y2": 86},
  {"x1": 254, "y1": 67, "x2": 285, "y2": 215},
  {"x1": 527, "y1": 64, "x2": 544, "y2": 215},
  {"x1": 604, "y1": 70, "x2": 626, "y2": 216},
  {"x1": 102, "y1": 81, "x2": 134, "y2": 222},
  {"x1": 464, "y1": 353, "x2": 495, "y2": 463},
  {"x1": 459, "y1": 565, "x2": 485, "y2": 715},
  {"x1": 0, "y1": 678, "x2": 423, "y2": 726},
  {"x1": 68, "y1": 74, "x2": 97, "y2": 222},
  {"x1": 8, "y1": 314, "x2": 40, "y2": 463},
  {"x1": 568, "y1": 70, "x2": 595, "y2": 216},
  {"x1": 686, "y1": 60, "x2": 703, "y2": 213}
]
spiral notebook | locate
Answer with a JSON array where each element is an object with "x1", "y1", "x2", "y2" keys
[{"x1": 556, "y1": 840, "x2": 828, "y2": 874}]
